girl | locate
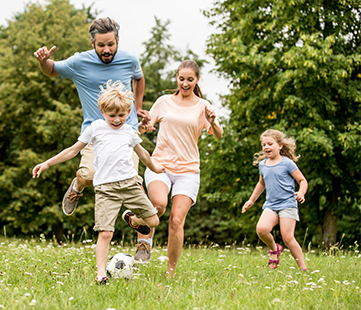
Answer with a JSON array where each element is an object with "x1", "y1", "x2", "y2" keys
[
  {"x1": 242, "y1": 129, "x2": 308, "y2": 271},
  {"x1": 138, "y1": 60, "x2": 223, "y2": 276}
]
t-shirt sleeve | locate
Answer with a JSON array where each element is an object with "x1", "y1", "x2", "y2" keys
[
  {"x1": 78, "y1": 124, "x2": 93, "y2": 145},
  {"x1": 286, "y1": 158, "x2": 298, "y2": 174},
  {"x1": 53, "y1": 53, "x2": 78, "y2": 79},
  {"x1": 259, "y1": 160, "x2": 265, "y2": 176},
  {"x1": 130, "y1": 131, "x2": 143, "y2": 148},
  {"x1": 131, "y1": 56, "x2": 143, "y2": 80},
  {"x1": 148, "y1": 97, "x2": 163, "y2": 126}
]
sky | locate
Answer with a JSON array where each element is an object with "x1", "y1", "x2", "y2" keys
[{"x1": 0, "y1": 0, "x2": 230, "y2": 117}]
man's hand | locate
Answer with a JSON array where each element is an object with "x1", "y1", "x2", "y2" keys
[
  {"x1": 34, "y1": 46, "x2": 56, "y2": 63},
  {"x1": 137, "y1": 109, "x2": 151, "y2": 122}
]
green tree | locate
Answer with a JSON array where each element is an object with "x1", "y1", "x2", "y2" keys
[
  {"x1": 201, "y1": 0, "x2": 361, "y2": 247},
  {"x1": 0, "y1": 0, "x2": 98, "y2": 241}
]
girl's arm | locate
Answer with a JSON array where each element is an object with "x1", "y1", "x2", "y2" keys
[
  {"x1": 205, "y1": 105, "x2": 223, "y2": 139},
  {"x1": 32, "y1": 141, "x2": 87, "y2": 178},
  {"x1": 242, "y1": 175, "x2": 266, "y2": 213},
  {"x1": 292, "y1": 168, "x2": 308, "y2": 203},
  {"x1": 134, "y1": 144, "x2": 165, "y2": 174}
]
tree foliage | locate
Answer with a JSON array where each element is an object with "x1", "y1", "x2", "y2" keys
[
  {"x1": 201, "y1": 0, "x2": 361, "y2": 246},
  {"x1": 0, "y1": 0, "x2": 97, "y2": 241}
]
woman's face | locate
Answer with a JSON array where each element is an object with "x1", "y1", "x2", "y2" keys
[{"x1": 176, "y1": 68, "x2": 200, "y2": 97}]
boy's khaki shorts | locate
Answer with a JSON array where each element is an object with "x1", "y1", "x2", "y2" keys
[
  {"x1": 93, "y1": 176, "x2": 158, "y2": 232},
  {"x1": 78, "y1": 143, "x2": 143, "y2": 184}
]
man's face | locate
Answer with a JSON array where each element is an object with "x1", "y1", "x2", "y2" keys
[{"x1": 91, "y1": 32, "x2": 119, "y2": 64}]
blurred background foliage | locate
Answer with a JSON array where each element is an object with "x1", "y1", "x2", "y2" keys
[{"x1": 0, "y1": 0, "x2": 359, "y2": 248}]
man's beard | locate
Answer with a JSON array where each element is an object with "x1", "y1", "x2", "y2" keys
[{"x1": 96, "y1": 48, "x2": 117, "y2": 64}]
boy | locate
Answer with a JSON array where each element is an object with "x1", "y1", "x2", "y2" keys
[{"x1": 32, "y1": 80, "x2": 164, "y2": 285}]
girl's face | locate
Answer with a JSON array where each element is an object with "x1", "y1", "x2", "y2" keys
[
  {"x1": 101, "y1": 108, "x2": 130, "y2": 130},
  {"x1": 176, "y1": 68, "x2": 200, "y2": 97},
  {"x1": 262, "y1": 136, "x2": 283, "y2": 160}
]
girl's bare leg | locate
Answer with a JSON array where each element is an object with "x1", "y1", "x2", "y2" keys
[
  {"x1": 280, "y1": 217, "x2": 307, "y2": 270},
  {"x1": 256, "y1": 211, "x2": 279, "y2": 267}
]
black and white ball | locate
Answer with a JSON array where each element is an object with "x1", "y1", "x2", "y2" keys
[{"x1": 106, "y1": 253, "x2": 134, "y2": 279}]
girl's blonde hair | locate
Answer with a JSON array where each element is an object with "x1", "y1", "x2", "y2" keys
[
  {"x1": 98, "y1": 80, "x2": 133, "y2": 113},
  {"x1": 253, "y1": 129, "x2": 300, "y2": 165}
]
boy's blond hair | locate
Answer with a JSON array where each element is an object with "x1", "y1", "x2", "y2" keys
[
  {"x1": 98, "y1": 80, "x2": 133, "y2": 113},
  {"x1": 253, "y1": 129, "x2": 300, "y2": 165}
]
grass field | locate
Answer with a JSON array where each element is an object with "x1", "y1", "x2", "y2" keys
[{"x1": 0, "y1": 237, "x2": 360, "y2": 309}]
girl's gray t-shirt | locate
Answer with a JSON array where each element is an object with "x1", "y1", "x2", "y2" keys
[{"x1": 259, "y1": 156, "x2": 298, "y2": 211}]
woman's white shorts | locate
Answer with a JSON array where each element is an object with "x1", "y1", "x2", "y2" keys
[{"x1": 144, "y1": 168, "x2": 200, "y2": 206}]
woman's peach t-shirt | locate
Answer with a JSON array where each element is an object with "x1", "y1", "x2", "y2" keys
[{"x1": 149, "y1": 95, "x2": 214, "y2": 174}]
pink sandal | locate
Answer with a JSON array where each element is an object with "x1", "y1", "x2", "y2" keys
[{"x1": 268, "y1": 244, "x2": 283, "y2": 269}]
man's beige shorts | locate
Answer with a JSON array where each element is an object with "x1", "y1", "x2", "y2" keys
[
  {"x1": 78, "y1": 143, "x2": 143, "y2": 184},
  {"x1": 93, "y1": 176, "x2": 158, "y2": 232}
]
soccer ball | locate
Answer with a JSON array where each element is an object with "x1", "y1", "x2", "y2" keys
[{"x1": 106, "y1": 253, "x2": 134, "y2": 279}]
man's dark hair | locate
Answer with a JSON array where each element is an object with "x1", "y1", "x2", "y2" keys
[{"x1": 89, "y1": 17, "x2": 120, "y2": 41}]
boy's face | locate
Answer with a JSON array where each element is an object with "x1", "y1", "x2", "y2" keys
[{"x1": 101, "y1": 108, "x2": 130, "y2": 130}]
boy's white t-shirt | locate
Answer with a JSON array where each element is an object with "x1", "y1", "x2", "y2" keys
[
  {"x1": 78, "y1": 120, "x2": 142, "y2": 186},
  {"x1": 149, "y1": 95, "x2": 215, "y2": 174}
]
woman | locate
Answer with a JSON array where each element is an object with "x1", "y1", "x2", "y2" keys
[{"x1": 138, "y1": 60, "x2": 223, "y2": 276}]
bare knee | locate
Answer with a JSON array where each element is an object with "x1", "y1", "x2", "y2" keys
[
  {"x1": 282, "y1": 233, "x2": 295, "y2": 246},
  {"x1": 98, "y1": 231, "x2": 113, "y2": 242},
  {"x1": 145, "y1": 215, "x2": 159, "y2": 228},
  {"x1": 256, "y1": 225, "x2": 270, "y2": 238},
  {"x1": 169, "y1": 215, "x2": 184, "y2": 232},
  {"x1": 153, "y1": 204, "x2": 166, "y2": 217}
]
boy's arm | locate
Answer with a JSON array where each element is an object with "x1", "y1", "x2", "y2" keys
[
  {"x1": 32, "y1": 141, "x2": 86, "y2": 178},
  {"x1": 133, "y1": 144, "x2": 165, "y2": 174},
  {"x1": 242, "y1": 175, "x2": 266, "y2": 213}
]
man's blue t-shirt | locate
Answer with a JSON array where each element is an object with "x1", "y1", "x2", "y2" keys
[
  {"x1": 54, "y1": 49, "x2": 142, "y2": 133},
  {"x1": 259, "y1": 156, "x2": 298, "y2": 211}
]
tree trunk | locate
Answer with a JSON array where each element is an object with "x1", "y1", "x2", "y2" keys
[{"x1": 322, "y1": 209, "x2": 337, "y2": 249}]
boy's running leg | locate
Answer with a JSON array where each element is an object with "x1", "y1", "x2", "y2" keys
[{"x1": 95, "y1": 231, "x2": 113, "y2": 284}]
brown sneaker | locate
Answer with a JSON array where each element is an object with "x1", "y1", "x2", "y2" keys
[
  {"x1": 134, "y1": 241, "x2": 151, "y2": 263},
  {"x1": 62, "y1": 178, "x2": 83, "y2": 216}
]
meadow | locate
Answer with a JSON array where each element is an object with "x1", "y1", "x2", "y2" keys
[{"x1": 0, "y1": 237, "x2": 360, "y2": 310}]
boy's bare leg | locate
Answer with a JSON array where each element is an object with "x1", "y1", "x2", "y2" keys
[{"x1": 95, "y1": 231, "x2": 113, "y2": 279}]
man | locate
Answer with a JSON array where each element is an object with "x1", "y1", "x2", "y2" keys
[{"x1": 34, "y1": 17, "x2": 150, "y2": 261}]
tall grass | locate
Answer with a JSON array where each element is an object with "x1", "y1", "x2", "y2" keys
[{"x1": 0, "y1": 237, "x2": 360, "y2": 309}]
